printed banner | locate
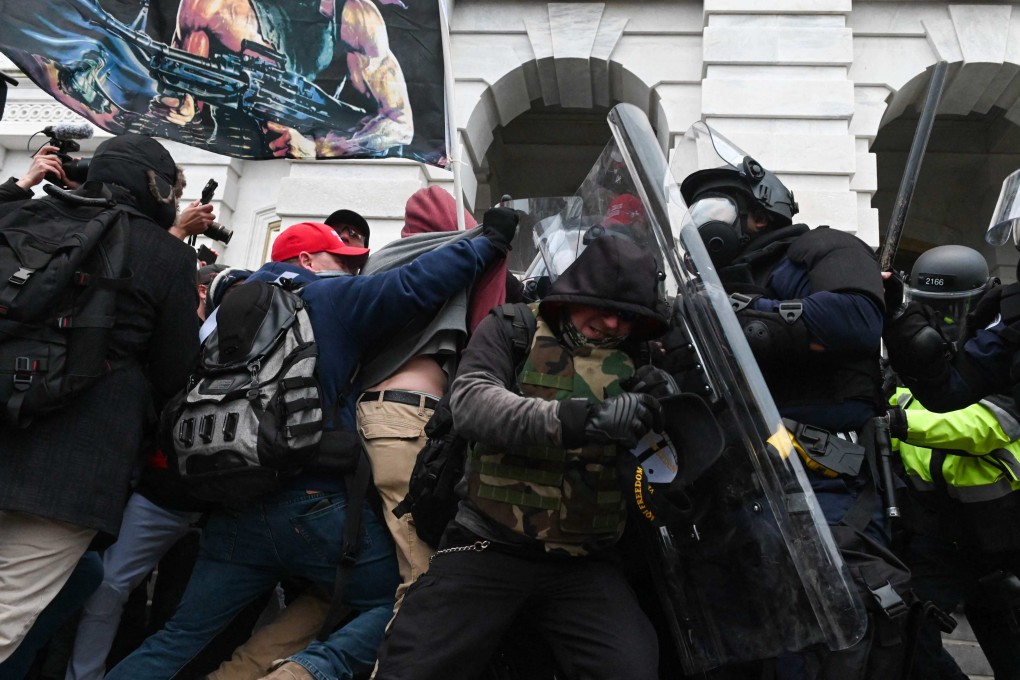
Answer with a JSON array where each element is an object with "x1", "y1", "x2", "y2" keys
[{"x1": 0, "y1": 0, "x2": 447, "y2": 165}]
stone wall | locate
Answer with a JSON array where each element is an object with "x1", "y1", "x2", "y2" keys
[{"x1": 1, "y1": 2, "x2": 1019, "y2": 276}]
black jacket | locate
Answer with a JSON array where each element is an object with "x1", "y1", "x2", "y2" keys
[
  {"x1": 0, "y1": 177, "x2": 33, "y2": 204},
  {"x1": 0, "y1": 174, "x2": 199, "y2": 537}
]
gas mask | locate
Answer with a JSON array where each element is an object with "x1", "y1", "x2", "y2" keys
[{"x1": 689, "y1": 194, "x2": 744, "y2": 268}]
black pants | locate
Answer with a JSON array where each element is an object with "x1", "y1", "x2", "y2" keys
[
  {"x1": 375, "y1": 545, "x2": 658, "y2": 680},
  {"x1": 905, "y1": 533, "x2": 1020, "y2": 680}
]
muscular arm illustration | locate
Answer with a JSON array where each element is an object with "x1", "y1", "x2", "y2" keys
[
  {"x1": 135, "y1": 0, "x2": 412, "y2": 157},
  {"x1": 151, "y1": 0, "x2": 269, "y2": 124},
  {"x1": 268, "y1": 0, "x2": 413, "y2": 157}
]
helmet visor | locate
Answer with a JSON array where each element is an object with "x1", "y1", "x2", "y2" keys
[
  {"x1": 905, "y1": 287, "x2": 984, "y2": 329},
  {"x1": 689, "y1": 195, "x2": 739, "y2": 228},
  {"x1": 987, "y1": 168, "x2": 1020, "y2": 246}
]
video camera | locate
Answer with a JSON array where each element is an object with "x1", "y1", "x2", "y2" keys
[
  {"x1": 38, "y1": 122, "x2": 93, "y2": 187},
  {"x1": 199, "y1": 179, "x2": 233, "y2": 244}
]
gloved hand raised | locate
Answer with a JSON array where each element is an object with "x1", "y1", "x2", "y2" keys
[
  {"x1": 887, "y1": 406, "x2": 908, "y2": 440},
  {"x1": 621, "y1": 365, "x2": 681, "y2": 400},
  {"x1": 882, "y1": 270, "x2": 905, "y2": 318},
  {"x1": 582, "y1": 392, "x2": 663, "y2": 449},
  {"x1": 883, "y1": 301, "x2": 951, "y2": 383},
  {"x1": 480, "y1": 207, "x2": 519, "y2": 255}
]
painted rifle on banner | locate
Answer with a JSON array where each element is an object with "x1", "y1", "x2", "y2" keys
[{"x1": 87, "y1": 7, "x2": 364, "y2": 135}]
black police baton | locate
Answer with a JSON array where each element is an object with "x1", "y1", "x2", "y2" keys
[
  {"x1": 873, "y1": 415, "x2": 901, "y2": 518},
  {"x1": 877, "y1": 61, "x2": 948, "y2": 273}
]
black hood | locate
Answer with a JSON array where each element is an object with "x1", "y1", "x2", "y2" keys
[
  {"x1": 87, "y1": 134, "x2": 179, "y2": 229},
  {"x1": 539, "y1": 235, "x2": 668, "y2": 341}
]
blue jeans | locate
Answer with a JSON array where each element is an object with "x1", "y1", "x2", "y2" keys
[{"x1": 106, "y1": 490, "x2": 399, "y2": 680}]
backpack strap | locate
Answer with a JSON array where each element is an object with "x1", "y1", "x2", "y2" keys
[
  {"x1": 7, "y1": 354, "x2": 42, "y2": 426},
  {"x1": 316, "y1": 445, "x2": 372, "y2": 641},
  {"x1": 495, "y1": 302, "x2": 537, "y2": 372},
  {"x1": 0, "y1": 205, "x2": 134, "y2": 324}
]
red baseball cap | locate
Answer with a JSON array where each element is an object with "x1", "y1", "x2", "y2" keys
[
  {"x1": 605, "y1": 194, "x2": 646, "y2": 226},
  {"x1": 271, "y1": 222, "x2": 371, "y2": 263}
]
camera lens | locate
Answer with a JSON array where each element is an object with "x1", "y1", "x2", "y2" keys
[
  {"x1": 62, "y1": 157, "x2": 91, "y2": 184},
  {"x1": 205, "y1": 222, "x2": 233, "y2": 244}
]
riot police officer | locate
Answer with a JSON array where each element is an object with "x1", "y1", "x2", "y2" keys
[
  {"x1": 887, "y1": 245, "x2": 1020, "y2": 680},
  {"x1": 885, "y1": 170, "x2": 1020, "y2": 412},
  {"x1": 902, "y1": 245, "x2": 995, "y2": 341},
  {"x1": 677, "y1": 153, "x2": 905, "y2": 679},
  {"x1": 679, "y1": 156, "x2": 886, "y2": 445},
  {"x1": 893, "y1": 386, "x2": 1020, "y2": 680}
]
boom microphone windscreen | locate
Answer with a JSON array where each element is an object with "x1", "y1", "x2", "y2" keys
[{"x1": 41, "y1": 122, "x2": 94, "y2": 141}]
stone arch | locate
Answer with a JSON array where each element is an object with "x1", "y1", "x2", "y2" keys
[
  {"x1": 853, "y1": 3, "x2": 1020, "y2": 279},
  {"x1": 451, "y1": 3, "x2": 681, "y2": 211}
]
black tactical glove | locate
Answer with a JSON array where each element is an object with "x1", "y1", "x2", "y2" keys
[
  {"x1": 582, "y1": 392, "x2": 663, "y2": 449},
  {"x1": 963, "y1": 283, "x2": 1004, "y2": 340},
  {"x1": 883, "y1": 270, "x2": 905, "y2": 319},
  {"x1": 963, "y1": 282, "x2": 1020, "y2": 343},
  {"x1": 480, "y1": 207, "x2": 519, "y2": 255},
  {"x1": 883, "y1": 301, "x2": 952, "y2": 384},
  {"x1": 887, "y1": 406, "x2": 908, "y2": 440},
  {"x1": 621, "y1": 365, "x2": 681, "y2": 400}
]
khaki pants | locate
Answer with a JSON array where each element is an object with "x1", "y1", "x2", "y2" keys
[
  {"x1": 357, "y1": 395, "x2": 436, "y2": 606},
  {"x1": 206, "y1": 590, "x2": 331, "y2": 680},
  {"x1": 0, "y1": 511, "x2": 95, "y2": 662},
  {"x1": 208, "y1": 395, "x2": 434, "y2": 680}
]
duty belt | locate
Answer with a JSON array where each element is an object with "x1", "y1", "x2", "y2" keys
[{"x1": 782, "y1": 418, "x2": 865, "y2": 478}]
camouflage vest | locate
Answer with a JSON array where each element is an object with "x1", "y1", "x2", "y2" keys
[{"x1": 465, "y1": 311, "x2": 635, "y2": 556}]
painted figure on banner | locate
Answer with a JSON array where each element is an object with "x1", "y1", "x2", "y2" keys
[
  {"x1": 0, "y1": 0, "x2": 444, "y2": 163},
  {"x1": 154, "y1": 0, "x2": 413, "y2": 158}
]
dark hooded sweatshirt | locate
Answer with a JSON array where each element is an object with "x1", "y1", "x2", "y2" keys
[{"x1": 448, "y1": 235, "x2": 666, "y2": 550}]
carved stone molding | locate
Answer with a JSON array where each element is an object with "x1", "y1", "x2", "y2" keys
[
  {"x1": 524, "y1": 3, "x2": 627, "y2": 109},
  {"x1": 2, "y1": 102, "x2": 83, "y2": 124}
]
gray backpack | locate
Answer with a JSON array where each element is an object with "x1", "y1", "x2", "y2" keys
[{"x1": 162, "y1": 278, "x2": 323, "y2": 506}]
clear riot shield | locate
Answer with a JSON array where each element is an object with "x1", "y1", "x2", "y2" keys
[
  {"x1": 505, "y1": 105, "x2": 866, "y2": 672},
  {"x1": 986, "y1": 167, "x2": 1020, "y2": 247},
  {"x1": 600, "y1": 104, "x2": 866, "y2": 673},
  {"x1": 504, "y1": 196, "x2": 584, "y2": 278}
]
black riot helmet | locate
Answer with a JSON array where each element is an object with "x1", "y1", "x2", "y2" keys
[
  {"x1": 681, "y1": 158, "x2": 799, "y2": 230},
  {"x1": 680, "y1": 148, "x2": 798, "y2": 268},
  {"x1": 906, "y1": 245, "x2": 995, "y2": 339}
]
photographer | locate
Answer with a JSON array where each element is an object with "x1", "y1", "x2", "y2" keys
[
  {"x1": 2, "y1": 142, "x2": 217, "y2": 248},
  {"x1": 0, "y1": 144, "x2": 75, "y2": 201},
  {"x1": 169, "y1": 198, "x2": 216, "y2": 241}
]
